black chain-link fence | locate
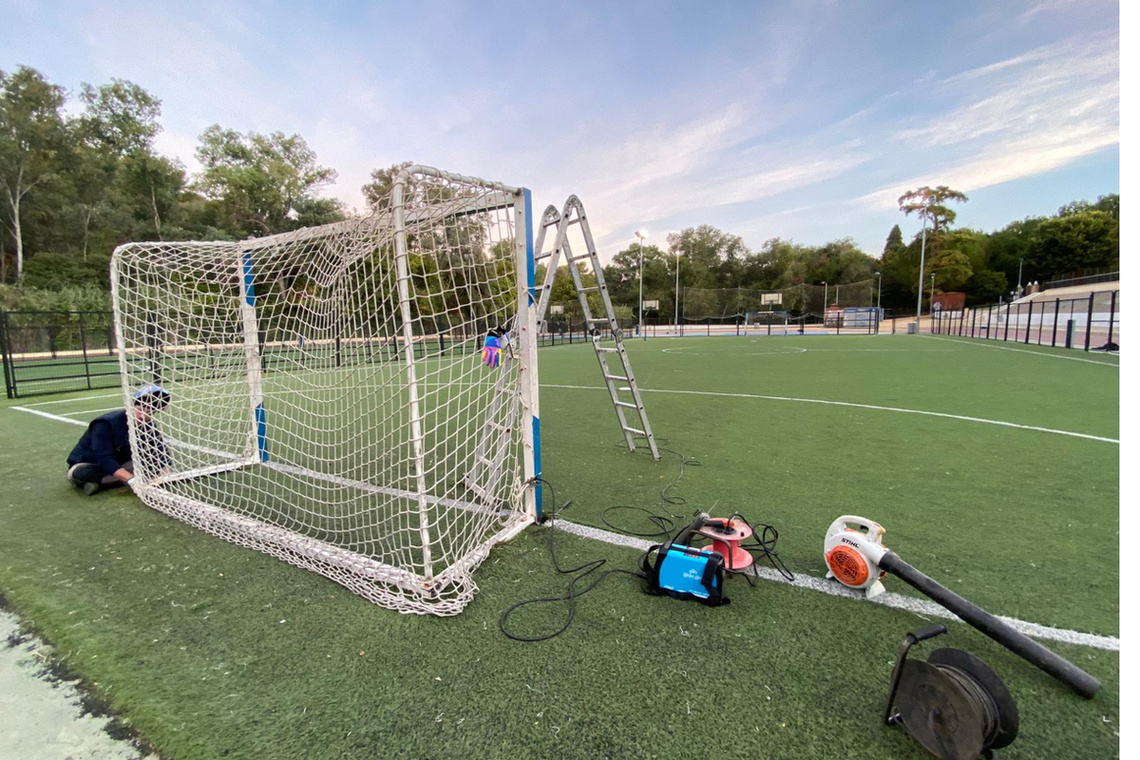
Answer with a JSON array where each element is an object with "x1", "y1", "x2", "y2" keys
[{"x1": 1, "y1": 311, "x2": 121, "y2": 398}]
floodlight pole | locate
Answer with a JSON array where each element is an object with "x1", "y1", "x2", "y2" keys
[
  {"x1": 874, "y1": 271, "x2": 882, "y2": 313},
  {"x1": 912, "y1": 214, "x2": 930, "y2": 332},
  {"x1": 635, "y1": 230, "x2": 647, "y2": 341},
  {"x1": 674, "y1": 250, "x2": 681, "y2": 337},
  {"x1": 823, "y1": 282, "x2": 828, "y2": 311},
  {"x1": 915, "y1": 213, "x2": 928, "y2": 331},
  {"x1": 930, "y1": 272, "x2": 936, "y2": 306},
  {"x1": 1017, "y1": 257, "x2": 1024, "y2": 298}
]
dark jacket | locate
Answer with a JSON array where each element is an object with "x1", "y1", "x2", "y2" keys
[{"x1": 67, "y1": 410, "x2": 168, "y2": 475}]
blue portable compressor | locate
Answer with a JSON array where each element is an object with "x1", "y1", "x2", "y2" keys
[{"x1": 640, "y1": 514, "x2": 730, "y2": 606}]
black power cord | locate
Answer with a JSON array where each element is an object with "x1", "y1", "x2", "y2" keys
[
  {"x1": 721, "y1": 512, "x2": 795, "y2": 583},
  {"x1": 499, "y1": 478, "x2": 648, "y2": 643},
  {"x1": 601, "y1": 443, "x2": 701, "y2": 541},
  {"x1": 499, "y1": 446, "x2": 795, "y2": 642}
]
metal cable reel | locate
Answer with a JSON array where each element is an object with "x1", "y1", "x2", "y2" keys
[{"x1": 884, "y1": 625, "x2": 1019, "y2": 760}]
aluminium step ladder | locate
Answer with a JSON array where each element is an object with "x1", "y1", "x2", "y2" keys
[
  {"x1": 534, "y1": 196, "x2": 660, "y2": 461},
  {"x1": 466, "y1": 196, "x2": 662, "y2": 506}
]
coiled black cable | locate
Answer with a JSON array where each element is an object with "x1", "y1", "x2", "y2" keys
[{"x1": 499, "y1": 478, "x2": 648, "y2": 642}]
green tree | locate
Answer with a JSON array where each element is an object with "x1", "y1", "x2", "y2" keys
[
  {"x1": 883, "y1": 224, "x2": 904, "y2": 255},
  {"x1": 194, "y1": 125, "x2": 338, "y2": 236},
  {"x1": 967, "y1": 270, "x2": 1007, "y2": 305},
  {"x1": 1027, "y1": 210, "x2": 1118, "y2": 277},
  {"x1": 68, "y1": 79, "x2": 164, "y2": 256},
  {"x1": 927, "y1": 250, "x2": 973, "y2": 293},
  {"x1": 362, "y1": 161, "x2": 413, "y2": 208},
  {"x1": 984, "y1": 217, "x2": 1040, "y2": 287},
  {"x1": 0, "y1": 66, "x2": 68, "y2": 283},
  {"x1": 898, "y1": 185, "x2": 969, "y2": 235},
  {"x1": 666, "y1": 225, "x2": 749, "y2": 272},
  {"x1": 928, "y1": 229, "x2": 984, "y2": 291}
]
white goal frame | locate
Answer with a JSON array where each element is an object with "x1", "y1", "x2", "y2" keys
[{"x1": 110, "y1": 166, "x2": 540, "y2": 615}]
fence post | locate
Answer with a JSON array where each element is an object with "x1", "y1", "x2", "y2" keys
[
  {"x1": 335, "y1": 320, "x2": 343, "y2": 367},
  {"x1": 1051, "y1": 299, "x2": 1060, "y2": 347},
  {"x1": 147, "y1": 321, "x2": 162, "y2": 385},
  {"x1": 0, "y1": 311, "x2": 15, "y2": 399},
  {"x1": 1106, "y1": 291, "x2": 1117, "y2": 347},
  {"x1": 1084, "y1": 294, "x2": 1094, "y2": 351},
  {"x1": 1024, "y1": 302, "x2": 1033, "y2": 344},
  {"x1": 78, "y1": 312, "x2": 93, "y2": 391},
  {"x1": 1004, "y1": 304, "x2": 1011, "y2": 341}
]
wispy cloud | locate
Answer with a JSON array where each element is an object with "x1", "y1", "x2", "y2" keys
[
  {"x1": 1, "y1": 0, "x2": 1117, "y2": 257},
  {"x1": 855, "y1": 32, "x2": 1118, "y2": 211}
]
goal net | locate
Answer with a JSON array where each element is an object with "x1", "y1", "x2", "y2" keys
[{"x1": 110, "y1": 166, "x2": 539, "y2": 615}]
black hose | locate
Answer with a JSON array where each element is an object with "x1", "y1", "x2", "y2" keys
[{"x1": 878, "y1": 552, "x2": 1100, "y2": 698}]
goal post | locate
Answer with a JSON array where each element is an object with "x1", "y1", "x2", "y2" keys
[{"x1": 110, "y1": 166, "x2": 539, "y2": 615}]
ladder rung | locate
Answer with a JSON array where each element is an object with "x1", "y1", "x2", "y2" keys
[
  {"x1": 568, "y1": 253, "x2": 594, "y2": 262},
  {"x1": 603, "y1": 373, "x2": 627, "y2": 382},
  {"x1": 579, "y1": 285, "x2": 601, "y2": 293},
  {"x1": 587, "y1": 317, "x2": 610, "y2": 323},
  {"x1": 597, "y1": 347, "x2": 620, "y2": 353},
  {"x1": 623, "y1": 426, "x2": 647, "y2": 436},
  {"x1": 615, "y1": 401, "x2": 638, "y2": 409}
]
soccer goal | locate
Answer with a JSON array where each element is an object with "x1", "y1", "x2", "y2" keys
[
  {"x1": 744, "y1": 310, "x2": 790, "y2": 335},
  {"x1": 110, "y1": 166, "x2": 539, "y2": 615}
]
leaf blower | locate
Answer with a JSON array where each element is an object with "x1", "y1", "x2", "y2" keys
[{"x1": 823, "y1": 515, "x2": 1100, "y2": 699}]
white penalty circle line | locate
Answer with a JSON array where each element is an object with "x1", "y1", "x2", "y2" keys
[
  {"x1": 543, "y1": 384, "x2": 1117, "y2": 444},
  {"x1": 553, "y1": 520, "x2": 1118, "y2": 651}
]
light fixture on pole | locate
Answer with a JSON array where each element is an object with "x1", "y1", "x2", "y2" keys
[
  {"x1": 822, "y1": 281, "x2": 828, "y2": 312},
  {"x1": 1017, "y1": 257, "x2": 1024, "y2": 298},
  {"x1": 635, "y1": 229, "x2": 648, "y2": 341},
  {"x1": 930, "y1": 271, "x2": 936, "y2": 305}
]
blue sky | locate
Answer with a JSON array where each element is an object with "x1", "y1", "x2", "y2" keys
[{"x1": 1, "y1": 0, "x2": 1120, "y2": 262}]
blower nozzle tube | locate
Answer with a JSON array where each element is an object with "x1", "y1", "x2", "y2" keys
[{"x1": 878, "y1": 552, "x2": 1101, "y2": 699}]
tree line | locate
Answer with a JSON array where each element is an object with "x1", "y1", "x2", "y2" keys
[{"x1": 1, "y1": 65, "x2": 1119, "y2": 317}]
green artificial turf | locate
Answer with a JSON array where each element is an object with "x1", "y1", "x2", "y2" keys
[{"x1": 0, "y1": 332, "x2": 1119, "y2": 759}]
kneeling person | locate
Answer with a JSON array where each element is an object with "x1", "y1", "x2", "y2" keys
[{"x1": 66, "y1": 384, "x2": 171, "y2": 496}]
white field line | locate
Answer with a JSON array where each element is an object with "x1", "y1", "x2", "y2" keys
[
  {"x1": 11, "y1": 406, "x2": 88, "y2": 427},
  {"x1": 922, "y1": 335, "x2": 1120, "y2": 367},
  {"x1": 553, "y1": 520, "x2": 1119, "y2": 652},
  {"x1": 12, "y1": 404, "x2": 1115, "y2": 650},
  {"x1": 545, "y1": 384, "x2": 1118, "y2": 444},
  {"x1": 16, "y1": 382, "x2": 1118, "y2": 444},
  {"x1": 20, "y1": 391, "x2": 122, "y2": 407}
]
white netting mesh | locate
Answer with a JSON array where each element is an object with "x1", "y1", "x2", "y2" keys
[{"x1": 111, "y1": 168, "x2": 534, "y2": 615}]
